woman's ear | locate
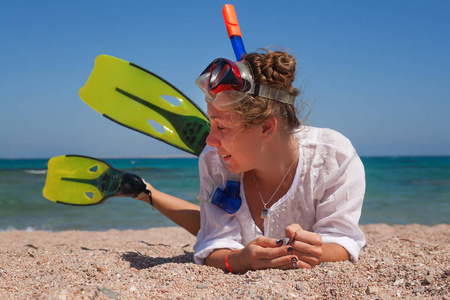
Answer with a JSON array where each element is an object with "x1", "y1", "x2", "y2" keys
[{"x1": 261, "y1": 117, "x2": 277, "y2": 137}]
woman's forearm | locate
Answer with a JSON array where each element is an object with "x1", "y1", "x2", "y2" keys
[
  {"x1": 136, "y1": 184, "x2": 201, "y2": 236},
  {"x1": 319, "y1": 243, "x2": 349, "y2": 263},
  {"x1": 151, "y1": 189, "x2": 201, "y2": 236}
]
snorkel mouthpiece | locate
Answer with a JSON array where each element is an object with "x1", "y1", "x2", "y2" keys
[{"x1": 211, "y1": 180, "x2": 242, "y2": 214}]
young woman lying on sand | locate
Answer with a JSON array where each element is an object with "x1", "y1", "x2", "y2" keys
[{"x1": 136, "y1": 49, "x2": 366, "y2": 273}]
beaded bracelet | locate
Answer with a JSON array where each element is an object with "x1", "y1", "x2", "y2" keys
[
  {"x1": 225, "y1": 250, "x2": 236, "y2": 273},
  {"x1": 145, "y1": 189, "x2": 153, "y2": 207}
]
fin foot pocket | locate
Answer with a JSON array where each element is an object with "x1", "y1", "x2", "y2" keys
[
  {"x1": 182, "y1": 122, "x2": 205, "y2": 146},
  {"x1": 116, "y1": 173, "x2": 147, "y2": 198}
]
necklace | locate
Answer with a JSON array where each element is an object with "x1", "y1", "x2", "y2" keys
[{"x1": 252, "y1": 154, "x2": 297, "y2": 219}]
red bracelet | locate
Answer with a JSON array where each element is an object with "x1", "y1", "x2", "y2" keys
[{"x1": 225, "y1": 250, "x2": 236, "y2": 273}]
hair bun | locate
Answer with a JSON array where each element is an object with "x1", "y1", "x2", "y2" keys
[
  {"x1": 264, "y1": 51, "x2": 296, "y2": 87},
  {"x1": 243, "y1": 48, "x2": 298, "y2": 97}
]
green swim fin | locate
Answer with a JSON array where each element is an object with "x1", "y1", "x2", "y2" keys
[
  {"x1": 43, "y1": 155, "x2": 147, "y2": 206},
  {"x1": 79, "y1": 55, "x2": 210, "y2": 156}
]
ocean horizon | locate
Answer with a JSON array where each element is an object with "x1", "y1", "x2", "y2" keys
[{"x1": 0, "y1": 156, "x2": 448, "y2": 232}]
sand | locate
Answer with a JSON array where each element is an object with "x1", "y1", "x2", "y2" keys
[{"x1": 0, "y1": 224, "x2": 449, "y2": 299}]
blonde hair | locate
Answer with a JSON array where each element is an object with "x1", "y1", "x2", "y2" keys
[{"x1": 236, "y1": 48, "x2": 302, "y2": 134}]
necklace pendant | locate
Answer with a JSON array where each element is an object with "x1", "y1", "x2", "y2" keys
[{"x1": 261, "y1": 207, "x2": 269, "y2": 219}]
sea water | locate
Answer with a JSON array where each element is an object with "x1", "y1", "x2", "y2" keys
[{"x1": 0, "y1": 156, "x2": 448, "y2": 231}]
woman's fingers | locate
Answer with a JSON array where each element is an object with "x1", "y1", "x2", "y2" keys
[
  {"x1": 293, "y1": 229, "x2": 323, "y2": 247},
  {"x1": 285, "y1": 224, "x2": 302, "y2": 241},
  {"x1": 284, "y1": 224, "x2": 323, "y2": 268},
  {"x1": 251, "y1": 236, "x2": 284, "y2": 248},
  {"x1": 291, "y1": 249, "x2": 321, "y2": 267},
  {"x1": 248, "y1": 237, "x2": 293, "y2": 260},
  {"x1": 291, "y1": 238, "x2": 323, "y2": 257},
  {"x1": 243, "y1": 237, "x2": 302, "y2": 270},
  {"x1": 269, "y1": 255, "x2": 301, "y2": 270}
]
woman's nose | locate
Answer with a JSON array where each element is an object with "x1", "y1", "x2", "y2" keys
[{"x1": 206, "y1": 130, "x2": 220, "y2": 148}]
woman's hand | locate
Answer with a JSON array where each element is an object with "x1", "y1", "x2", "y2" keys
[
  {"x1": 285, "y1": 224, "x2": 323, "y2": 269},
  {"x1": 209, "y1": 237, "x2": 299, "y2": 273},
  {"x1": 241, "y1": 236, "x2": 300, "y2": 271},
  {"x1": 133, "y1": 179, "x2": 153, "y2": 204}
]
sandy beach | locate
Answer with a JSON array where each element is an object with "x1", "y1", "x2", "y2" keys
[{"x1": 0, "y1": 224, "x2": 448, "y2": 299}]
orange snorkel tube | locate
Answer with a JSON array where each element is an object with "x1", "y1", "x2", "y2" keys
[{"x1": 222, "y1": 4, "x2": 246, "y2": 60}]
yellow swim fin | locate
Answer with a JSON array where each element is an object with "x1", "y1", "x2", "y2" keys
[
  {"x1": 43, "y1": 155, "x2": 147, "y2": 206},
  {"x1": 79, "y1": 55, "x2": 210, "y2": 156}
]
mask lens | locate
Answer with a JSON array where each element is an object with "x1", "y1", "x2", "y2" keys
[
  {"x1": 195, "y1": 58, "x2": 256, "y2": 106},
  {"x1": 211, "y1": 64, "x2": 231, "y2": 90}
]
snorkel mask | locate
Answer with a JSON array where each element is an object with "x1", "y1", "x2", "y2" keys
[{"x1": 195, "y1": 58, "x2": 295, "y2": 109}]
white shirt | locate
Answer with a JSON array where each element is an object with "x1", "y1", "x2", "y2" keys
[{"x1": 193, "y1": 126, "x2": 366, "y2": 264}]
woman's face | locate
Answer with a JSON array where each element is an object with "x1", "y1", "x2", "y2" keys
[{"x1": 206, "y1": 103, "x2": 264, "y2": 174}]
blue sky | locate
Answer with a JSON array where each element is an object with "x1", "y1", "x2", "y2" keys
[{"x1": 1, "y1": 0, "x2": 449, "y2": 158}]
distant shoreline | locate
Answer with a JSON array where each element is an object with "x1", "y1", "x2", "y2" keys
[
  {"x1": 1, "y1": 154, "x2": 449, "y2": 160},
  {"x1": 1, "y1": 222, "x2": 449, "y2": 233},
  {"x1": 0, "y1": 155, "x2": 198, "y2": 160}
]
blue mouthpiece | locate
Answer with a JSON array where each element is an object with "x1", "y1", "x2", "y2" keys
[{"x1": 211, "y1": 180, "x2": 242, "y2": 214}]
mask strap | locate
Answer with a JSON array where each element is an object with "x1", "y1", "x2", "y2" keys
[{"x1": 253, "y1": 84, "x2": 295, "y2": 105}]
